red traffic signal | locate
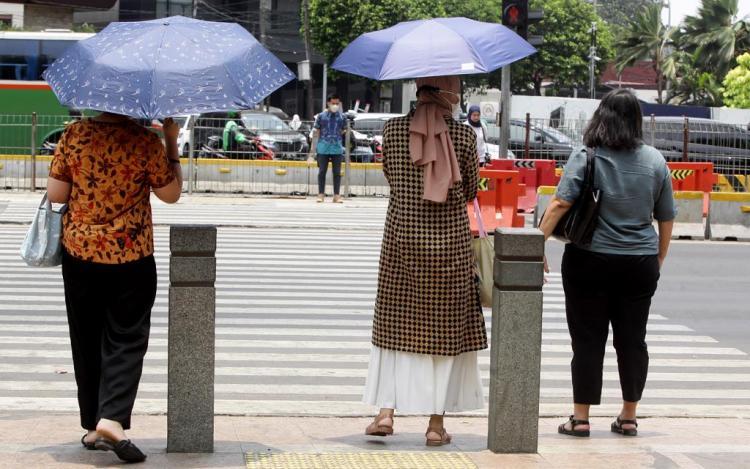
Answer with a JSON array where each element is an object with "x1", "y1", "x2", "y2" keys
[
  {"x1": 502, "y1": 1, "x2": 527, "y2": 29},
  {"x1": 505, "y1": 5, "x2": 521, "y2": 26}
]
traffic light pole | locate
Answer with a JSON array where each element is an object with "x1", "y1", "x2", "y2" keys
[{"x1": 500, "y1": 65, "x2": 511, "y2": 159}]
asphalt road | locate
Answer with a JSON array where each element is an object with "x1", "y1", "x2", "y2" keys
[{"x1": 545, "y1": 240, "x2": 750, "y2": 355}]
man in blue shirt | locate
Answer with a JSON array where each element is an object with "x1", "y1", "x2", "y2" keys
[{"x1": 313, "y1": 94, "x2": 346, "y2": 203}]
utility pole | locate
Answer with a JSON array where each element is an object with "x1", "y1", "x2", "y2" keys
[
  {"x1": 302, "y1": 0, "x2": 315, "y2": 120},
  {"x1": 259, "y1": 0, "x2": 272, "y2": 112},
  {"x1": 588, "y1": 21, "x2": 598, "y2": 99},
  {"x1": 500, "y1": 66, "x2": 511, "y2": 159},
  {"x1": 192, "y1": 0, "x2": 198, "y2": 18}
]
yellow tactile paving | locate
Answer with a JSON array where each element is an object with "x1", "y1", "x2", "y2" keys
[{"x1": 245, "y1": 452, "x2": 477, "y2": 469}]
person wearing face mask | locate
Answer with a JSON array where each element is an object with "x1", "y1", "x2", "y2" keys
[
  {"x1": 362, "y1": 76, "x2": 487, "y2": 446},
  {"x1": 313, "y1": 94, "x2": 347, "y2": 203},
  {"x1": 465, "y1": 105, "x2": 489, "y2": 166}
]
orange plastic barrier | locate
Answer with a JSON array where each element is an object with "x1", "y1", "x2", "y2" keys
[
  {"x1": 486, "y1": 160, "x2": 560, "y2": 212},
  {"x1": 667, "y1": 162, "x2": 718, "y2": 216},
  {"x1": 469, "y1": 169, "x2": 525, "y2": 235}
]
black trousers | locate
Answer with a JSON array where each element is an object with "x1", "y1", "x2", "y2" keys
[
  {"x1": 62, "y1": 250, "x2": 157, "y2": 430},
  {"x1": 317, "y1": 154, "x2": 343, "y2": 195},
  {"x1": 561, "y1": 244, "x2": 660, "y2": 405}
]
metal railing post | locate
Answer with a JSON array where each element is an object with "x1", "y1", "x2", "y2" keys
[
  {"x1": 30, "y1": 112, "x2": 37, "y2": 193},
  {"x1": 682, "y1": 116, "x2": 689, "y2": 162},
  {"x1": 524, "y1": 113, "x2": 531, "y2": 159},
  {"x1": 344, "y1": 118, "x2": 351, "y2": 197},
  {"x1": 650, "y1": 114, "x2": 655, "y2": 147},
  {"x1": 187, "y1": 116, "x2": 195, "y2": 195}
]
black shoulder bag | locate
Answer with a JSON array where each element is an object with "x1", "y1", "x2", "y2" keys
[{"x1": 548, "y1": 147, "x2": 601, "y2": 245}]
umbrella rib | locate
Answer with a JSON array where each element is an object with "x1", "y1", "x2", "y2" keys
[{"x1": 148, "y1": 25, "x2": 170, "y2": 118}]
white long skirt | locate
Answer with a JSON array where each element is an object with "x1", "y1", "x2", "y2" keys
[{"x1": 362, "y1": 345, "x2": 485, "y2": 414}]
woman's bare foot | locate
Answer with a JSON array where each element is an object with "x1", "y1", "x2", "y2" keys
[
  {"x1": 82, "y1": 430, "x2": 99, "y2": 445},
  {"x1": 96, "y1": 418, "x2": 127, "y2": 443}
]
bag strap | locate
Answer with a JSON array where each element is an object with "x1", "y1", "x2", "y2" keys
[
  {"x1": 473, "y1": 198, "x2": 488, "y2": 238},
  {"x1": 583, "y1": 147, "x2": 597, "y2": 189}
]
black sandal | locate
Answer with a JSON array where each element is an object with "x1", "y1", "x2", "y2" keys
[
  {"x1": 558, "y1": 415, "x2": 590, "y2": 437},
  {"x1": 81, "y1": 434, "x2": 97, "y2": 451},
  {"x1": 611, "y1": 416, "x2": 638, "y2": 436},
  {"x1": 94, "y1": 438, "x2": 147, "y2": 463}
]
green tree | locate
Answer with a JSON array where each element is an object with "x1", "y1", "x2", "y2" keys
[
  {"x1": 616, "y1": 3, "x2": 676, "y2": 104},
  {"x1": 498, "y1": 0, "x2": 614, "y2": 95},
  {"x1": 597, "y1": 0, "x2": 659, "y2": 28},
  {"x1": 679, "y1": 0, "x2": 750, "y2": 78},
  {"x1": 723, "y1": 52, "x2": 750, "y2": 108},
  {"x1": 667, "y1": 51, "x2": 724, "y2": 106}
]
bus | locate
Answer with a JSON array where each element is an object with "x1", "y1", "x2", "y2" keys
[{"x1": 0, "y1": 30, "x2": 94, "y2": 154}]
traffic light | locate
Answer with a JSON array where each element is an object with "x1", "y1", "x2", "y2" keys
[
  {"x1": 502, "y1": 0, "x2": 527, "y2": 30},
  {"x1": 502, "y1": 0, "x2": 544, "y2": 46}
]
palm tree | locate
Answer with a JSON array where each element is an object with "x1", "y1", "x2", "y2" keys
[
  {"x1": 679, "y1": 0, "x2": 750, "y2": 77},
  {"x1": 616, "y1": 3, "x2": 676, "y2": 104}
]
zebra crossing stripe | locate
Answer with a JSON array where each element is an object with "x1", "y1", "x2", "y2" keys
[{"x1": 670, "y1": 169, "x2": 695, "y2": 181}]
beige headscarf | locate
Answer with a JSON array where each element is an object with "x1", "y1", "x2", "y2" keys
[{"x1": 409, "y1": 76, "x2": 462, "y2": 203}]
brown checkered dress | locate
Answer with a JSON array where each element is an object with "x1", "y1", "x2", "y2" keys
[{"x1": 371, "y1": 114, "x2": 488, "y2": 356}]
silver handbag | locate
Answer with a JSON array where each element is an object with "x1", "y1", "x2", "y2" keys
[{"x1": 20, "y1": 193, "x2": 68, "y2": 267}]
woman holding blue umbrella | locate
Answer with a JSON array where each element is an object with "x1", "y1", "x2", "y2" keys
[
  {"x1": 362, "y1": 75, "x2": 486, "y2": 446},
  {"x1": 333, "y1": 17, "x2": 536, "y2": 446},
  {"x1": 43, "y1": 15, "x2": 295, "y2": 463}
]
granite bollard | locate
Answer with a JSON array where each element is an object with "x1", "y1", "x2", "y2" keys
[
  {"x1": 167, "y1": 225, "x2": 217, "y2": 453},
  {"x1": 488, "y1": 227, "x2": 545, "y2": 453}
]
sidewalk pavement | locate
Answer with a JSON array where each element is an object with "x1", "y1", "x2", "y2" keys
[{"x1": 1, "y1": 414, "x2": 749, "y2": 468}]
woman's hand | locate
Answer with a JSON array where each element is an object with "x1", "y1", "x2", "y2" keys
[{"x1": 163, "y1": 117, "x2": 179, "y2": 142}]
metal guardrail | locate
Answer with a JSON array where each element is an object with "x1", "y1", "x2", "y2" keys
[{"x1": 1, "y1": 113, "x2": 749, "y2": 193}]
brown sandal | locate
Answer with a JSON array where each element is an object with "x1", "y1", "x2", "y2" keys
[
  {"x1": 365, "y1": 415, "x2": 394, "y2": 437},
  {"x1": 425, "y1": 427, "x2": 452, "y2": 446}
]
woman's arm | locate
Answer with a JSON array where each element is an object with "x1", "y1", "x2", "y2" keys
[
  {"x1": 538, "y1": 196, "x2": 573, "y2": 274},
  {"x1": 47, "y1": 178, "x2": 72, "y2": 204},
  {"x1": 152, "y1": 118, "x2": 182, "y2": 204},
  {"x1": 657, "y1": 220, "x2": 673, "y2": 268},
  {"x1": 538, "y1": 197, "x2": 573, "y2": 240}
]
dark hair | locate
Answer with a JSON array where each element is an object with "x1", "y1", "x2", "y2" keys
[
  {"x1": 583, "y1": 89, "x2": 643, "y2": 150},
  {"x1": 327, "y1": 93, "x2": 341, "y2": 103}
]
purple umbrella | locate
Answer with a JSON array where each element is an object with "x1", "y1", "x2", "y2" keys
[{"x1": 331, "y1": 17, "x2": 536, "y2": 80}]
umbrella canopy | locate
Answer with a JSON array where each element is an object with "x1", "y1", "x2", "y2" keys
[
  {"x1": 332, "y1": 17, "x2": 536, "y2": 80},
  {"x1": 43, "y1": 16, "x2": 295, "y2": 119}
]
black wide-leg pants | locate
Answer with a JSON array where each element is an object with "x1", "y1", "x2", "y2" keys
[{"x1": 62, "y1": 250, "x2": 156, "y2": 430}]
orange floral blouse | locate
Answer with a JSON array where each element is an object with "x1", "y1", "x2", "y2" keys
[{"x1": 49, "y1": 119, "x2": 175, "y2": 264}]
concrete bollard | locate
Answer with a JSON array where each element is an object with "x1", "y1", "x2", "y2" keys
[
  {"x1": 669, "y1": 191, "x2": 707, "y2": 239},
  {"x1": 488, "y1": 227, "x2": 545, "y2": 454},
  {"x1": 167, "y1": 225, "x2": 217, "y2": 453}
]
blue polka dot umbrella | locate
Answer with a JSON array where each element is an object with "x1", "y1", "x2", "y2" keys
[{"x1": 43, "y1": 15, "x2": 296, "y2": 119}]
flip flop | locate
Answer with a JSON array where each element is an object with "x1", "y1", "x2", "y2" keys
[{"x1": 94, "y1": 437, "x2": 147, "y2": 463}]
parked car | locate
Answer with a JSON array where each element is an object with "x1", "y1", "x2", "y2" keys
[
  {"x1": 351, "y1": 113, "x2": 403, "y2": 162},
  {"x1": 644, "y1": 117, "x2": 750, "y2": 173},
  {"x1": 241, "y1": 111, "x2": 309, "y2": 160},
  {"x1": 484, "y1": 119, "x2": 575, "y2": 163}
]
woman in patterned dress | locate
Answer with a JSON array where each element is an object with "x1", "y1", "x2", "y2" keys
[
  {"x1": 47, "y1": 113, "x2": 182, "y2": 463},
  {"x1": 363, "y1": 76, "x2": 488, "y2": 446}
]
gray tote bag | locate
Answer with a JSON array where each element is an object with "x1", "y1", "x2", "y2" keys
[{"x1": 20, "y1": 194, "x2": 68, "y2": 267}]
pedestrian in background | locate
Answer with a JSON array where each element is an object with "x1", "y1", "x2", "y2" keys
[
  {"x1": 539, "y1": 89, "x2": 676, "y2": 438},
  {"x1": 465, "y1": 104, "x2": 489, "y2": 166},
  {"x1": 47, "y1": 113, "x2": 183, "y2": 463},
  {"x1": 313, "y1": 94, "x2": 346, "y2": 203},
  {"x1": 363, "y1": 76, "x2": 487, "y2": 446}
]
